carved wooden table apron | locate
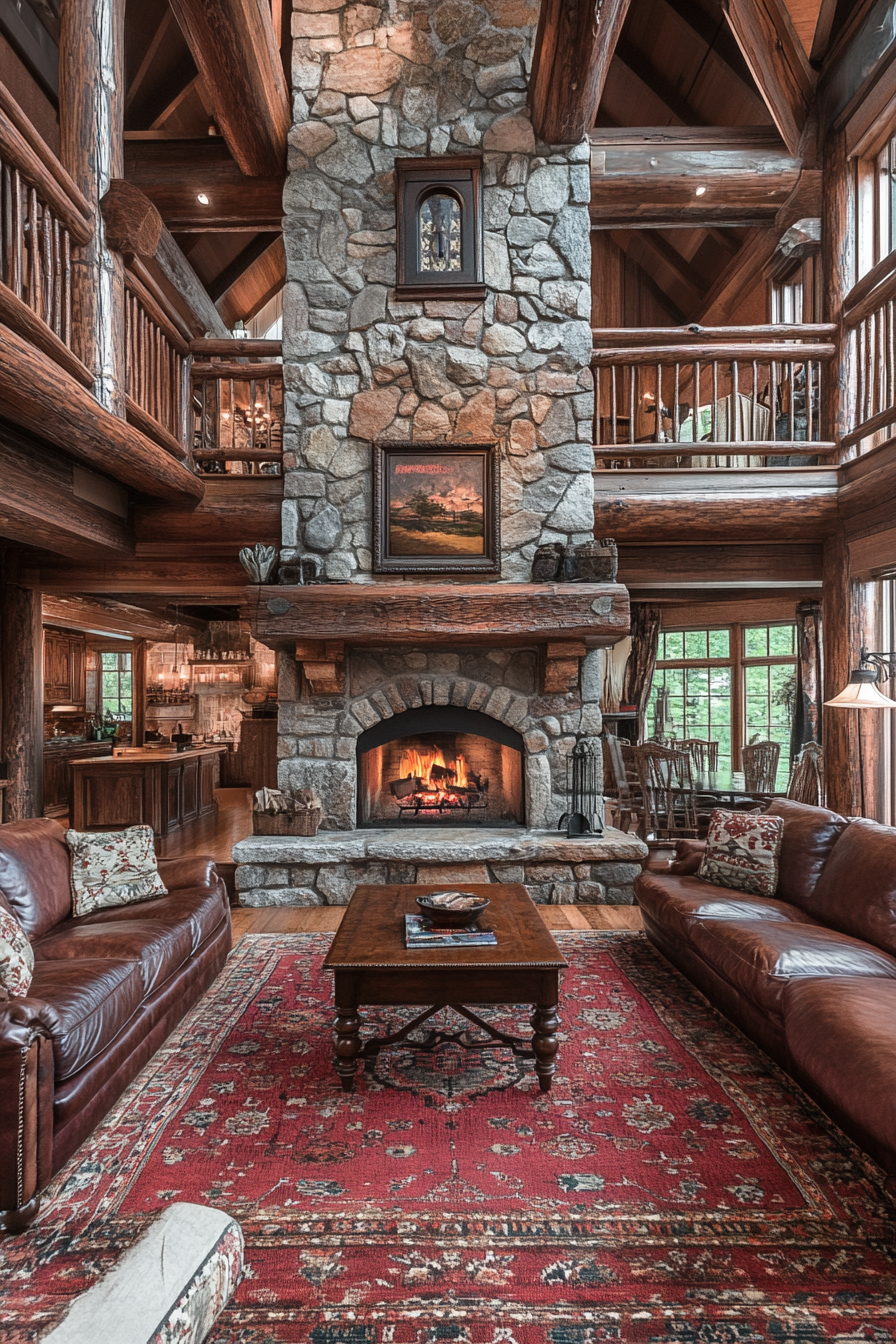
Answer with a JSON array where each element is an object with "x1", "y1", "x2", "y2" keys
[{"x1": 323, "y1": 883, "x2": 568, "y2": 1093}]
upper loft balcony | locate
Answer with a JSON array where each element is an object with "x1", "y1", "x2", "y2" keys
[{"x1": 591, "y1": 322, "x2": 838, "y2": 469}]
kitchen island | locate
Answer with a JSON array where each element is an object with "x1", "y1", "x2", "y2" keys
[{"x1": 69, "y1": 746, "x2": 227, "y2": 837}]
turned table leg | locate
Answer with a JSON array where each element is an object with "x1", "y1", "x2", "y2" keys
[
  {"x1": 531, "y1": 997, "x2": 560, "y2": 1092},
  {"x1": 332, "y1": 973, "x2": 362, "y2": 1091}
]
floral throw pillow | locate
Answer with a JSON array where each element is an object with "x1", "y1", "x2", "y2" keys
[
  {"x1": 65, "y1": 825, "x2": 167, "y2": 918},
  {"x1": 697, "y1": 809, "x2": 784, "y2": 899},
  {"x1": 0, "y1": 906, "x2": 34, "y2": 997}
]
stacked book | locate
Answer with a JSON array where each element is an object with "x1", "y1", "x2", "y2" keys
[{"x1": 404, "y1": 915, "x2": 497, "y2": 948}]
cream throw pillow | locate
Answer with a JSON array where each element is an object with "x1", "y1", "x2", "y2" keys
[
  {"x1": 66, "y1": 825, "x2": 167, "y2": 917},
  {"x1": 0, "y1": 906, "x2": 34, "y2": 997}
]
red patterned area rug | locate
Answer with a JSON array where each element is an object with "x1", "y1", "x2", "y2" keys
[{"x1": 3, "y1": 931, "x2": 896, "y2": 1343}]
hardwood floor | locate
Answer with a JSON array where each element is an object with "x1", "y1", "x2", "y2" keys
[
  {"x1": 232, "y1": 903, "x2": 643, "y2": 938},
  {"x1": 158, "y1": 787, "x2": 254, "y2": 861}
]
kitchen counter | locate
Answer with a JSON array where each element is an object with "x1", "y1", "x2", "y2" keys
[{"x1": 70, "y1": 746, "x2": 226, "y2": 836}]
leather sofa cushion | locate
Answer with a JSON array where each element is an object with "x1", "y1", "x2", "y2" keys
[
  {"x1": 636, "y1": 870, "x2": 819, "y2": 944},
  {"x1": 27, "y1": 959, "x2": 143, "y2": 1080},
  {"x1": 75, "y1": 885, "x2": 226, "y2": 953},
  {"x1": 808, "y1": 818, "x2": 896, "y2": 957},
  {"x1": 32, "y1": 920, "x2": 193, "y2": 997},
  {"x1": 689, "y1": 918, "x2": 896, "y2": 1017},
  {"x1": 0, "y1": 819, "x2": 72, "y2": 939},
  {"x1": 669, "y1": 840, "x2": 705, "y2": 876},
  {"x1": 762, "y1": 799, "x2": 848, "y2": 911},
  {"x1": 783, "y1": 976, "x2": 896, "y2": 1172}
]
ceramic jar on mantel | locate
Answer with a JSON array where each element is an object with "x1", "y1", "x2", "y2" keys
[{"x1": 531, "y1": 539, "x2": 618, "y2": 583}]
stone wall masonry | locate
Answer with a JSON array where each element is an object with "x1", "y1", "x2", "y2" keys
[
  {"x1": 283, "y1": 0, "x2": 595, "y2": 582},
  {"x1": 276, "y1": 644, "x2": 606, "y2": 829},
  {"x1": 233, "y1": 825, "x2": 648, "y2": 906}
]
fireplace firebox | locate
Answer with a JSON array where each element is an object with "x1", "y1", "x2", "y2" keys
[{"x1": 357, "y1": 707, "x2": 525, "y2": 827}]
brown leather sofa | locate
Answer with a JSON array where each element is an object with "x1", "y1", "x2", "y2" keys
[
  {"x1": 0, "y1": 818, "x2": 231, "y2": 1231},
  {"x1": 636, "y1": 798, "x2": 896, "y2": 1194}
]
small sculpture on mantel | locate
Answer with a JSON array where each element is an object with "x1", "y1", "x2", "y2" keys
[
  {"x1": 530, "y1": 537, "x2": 618, "y2": 583},
  {"x1": 278, "y1": 555, "x2": 323, "y2": 586},
  {"x1": 531, "y1": 542, "x2": 563, "y2": 582},
  {"x1": 238, "y1": 542, "x2": 278, "y2": 584}
]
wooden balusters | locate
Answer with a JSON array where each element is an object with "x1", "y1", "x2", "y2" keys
[
  {"x1": 189, "y1": 339, "x2": 284, "y2": 476},
  {"x1": 123, "y1": 279, "x2": 190, "y2": 461},
  {"x1": 592, "y1": 324, "x2": 837, "y2": 465},
  {"x1": 841, "y1": 258, "x2": 896, "y2": 454}
]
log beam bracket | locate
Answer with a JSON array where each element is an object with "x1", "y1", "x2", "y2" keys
[
  {"x1": 296, "y1": 640, "x2": 346, "y2": 697},
  {"x1": 541, "y1": 641, "x2": 588, "y2": 695}
]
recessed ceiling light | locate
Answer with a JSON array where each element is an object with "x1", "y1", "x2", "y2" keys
[
  {"x1": 197, "y1": 192, "x2": 210, "y2": 205},
  {"x1": 695, "y1": 185, "x2": 707, "y2": 197}
]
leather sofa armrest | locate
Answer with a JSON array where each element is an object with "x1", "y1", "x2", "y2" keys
[
  {"x1": 669, "y1": 839, "x2": 706, "y2": 876},
  {"x1": 157, "y1": 855, "x2": 222, "y2": 893},
  {"x1": 0, "y1": 1000, "x2": 54, "y2": 1230}
]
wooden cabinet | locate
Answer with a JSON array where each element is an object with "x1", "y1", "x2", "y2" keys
[
  {"x1": 234, "y1": 718, "x2": 278, "y2": 791},
  {"x1": 43, "y1": 742, "x2": 113, "y2": 817},
  {"x1": 71, "y1": 748, "x2": 225, "y2": 836},
  {"x1": 43, "y1": 628, "x2": 86, "y2": 706}
]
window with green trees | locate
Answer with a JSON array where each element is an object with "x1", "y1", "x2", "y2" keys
[
  {"x1": 101, "y1": 650, "x2": 132, "y2": 720},
  {"x1": 646, "y1": 623, "x2": 797, "y2": 788}
]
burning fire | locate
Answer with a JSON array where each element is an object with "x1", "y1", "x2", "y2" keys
[{"x1": 399, "y1": 746, "x2": 471, "y2": 791}]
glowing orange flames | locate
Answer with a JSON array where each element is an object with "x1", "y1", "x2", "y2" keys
[{"x1": 398, "y1": 746, "x2": 471, "y2": 804}]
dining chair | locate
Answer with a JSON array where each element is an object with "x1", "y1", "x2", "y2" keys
[
  {"x1": 680, "y1": 738, "x2": 719, "y2": 775},
  {"x1": 603, "y1": 732, "x2": 643, "y2": 834},
  {"x1": 631, "y1": 743, "x2": 698, "y2": 841},
  {"x1": 786, "y1": 742, "x2": 824, "y2": 807},
  {"x1": 742, "y1": 740, "x2": 781, "y2": 793}
]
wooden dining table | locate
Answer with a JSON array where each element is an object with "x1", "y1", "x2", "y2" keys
[{"x1": 687, "y1": 768, "x2": 785, "y2": 807}]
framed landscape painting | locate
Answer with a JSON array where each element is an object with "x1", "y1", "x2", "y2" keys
[{"x1": 372, "y1": 441, "x2": 500, "y2": 574}]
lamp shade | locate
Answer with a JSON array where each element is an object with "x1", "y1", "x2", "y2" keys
[{"x1": 825, "y1": 668, "x2": 896, "y2": 709}]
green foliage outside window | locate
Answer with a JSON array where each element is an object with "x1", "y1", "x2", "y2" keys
[{"x1": 101, "y1": 651, "x2": 132, "y2": 720}]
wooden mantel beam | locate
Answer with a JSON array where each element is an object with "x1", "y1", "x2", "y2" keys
[
  {"x1": 167, "y1": 0, "x2": 289, "y2": 177},
  {"x1": 101, "y1": 179, "x2": 229, "y2": 339},
  {"x1": 0, "y1": 322, "x2": 204, "y2": 503},
  {"x1": 530, "y1": 0, "x2": 632, "y2": 144},
  {"x1": 721, "y1": 0, "x2": 816, "y2": 157}
]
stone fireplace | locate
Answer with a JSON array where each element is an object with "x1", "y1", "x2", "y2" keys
[
  {"x1": 233, "y1": 0, "x2": 648, "y2": 904},
  {"x1": 357, "y1": 705, "x2": 525, "y2": 827}
]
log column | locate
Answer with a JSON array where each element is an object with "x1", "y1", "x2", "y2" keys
[
  {"x1": 1, "y1": 559, "x2": 43, "y2": 820},
  {"x1": 59, "y1": 0, "x2": 126, "y2": 416}
]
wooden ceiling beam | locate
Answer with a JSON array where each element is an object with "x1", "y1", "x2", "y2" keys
[
  {"x1": 610, "y1": 229, "x2": 709, "y2": 315},
  {"x1": 0, "y1": 432, "x2": 134, "y2": 560},
  {"x1": 124, "y1": 138, "x2": 284, "y2": 231},
  {"x1": 590, "y1": 127, "x2": 802, "y2": 228},
  {"x1": 697, "y1": 168, "x2": 822, "y2": 321},
  {"x1": 530, "y1": 0, "x2": 632, "y2": 143},
  {"x1": 616, "y1": 542, "x2": 823, "y2": 586},
  {"x1": 722, "y1": 0, "x2": 816, "y2": 156},
  {"x1": 40, "y1": 594, "x2": 189, "y2": 641},
  {"x1": 28, "y1": 557, "x2": 249, "y2": 599},
  {"x1": 208, "y1": 234, "x2": 279, "y2": 303},
  {"x1": 125, "y1": 10, "x2": 178, "y2": 112},
  {"x1": 101, "y1": 178, "x2": 230, "y2": 338},
  {"x1": 167, "y1": 0, "x2": 289, "y2": 177},
  {"x1": 215, "y1": 235, "x2": 285, "y2": 329},
  {"x1": 613, "y1": 39, "x2": 709, "y2": 127}
]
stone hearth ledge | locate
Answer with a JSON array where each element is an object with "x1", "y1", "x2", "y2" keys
[{"x1": 233, "y1": 826, "x2": 648, "y2": 907}]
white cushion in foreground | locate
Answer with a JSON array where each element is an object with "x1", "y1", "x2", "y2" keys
[{"x1": 42, "y1": 1202, "x2": 243, "y2": 1344}]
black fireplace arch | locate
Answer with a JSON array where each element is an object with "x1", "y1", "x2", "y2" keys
[{"x1": 356, "y1": 705, "x2": 525, "y2": 827}]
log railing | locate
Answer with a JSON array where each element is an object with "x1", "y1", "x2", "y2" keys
[
  {"x1": 0, "y1": 83, "x2": 94, "y2": 386},
  {"x1": 190, "y1": 339, "x2": 283, "y2": 476},
  {"x1": 592, "y1": 325, "x2": 838, "y2": 466},
  {"x1": 842, "y1": 251, "x2": 896, "y2": 455},
  {"x1": 124, "y1": 271, "x2": 191, "y2": 461}
]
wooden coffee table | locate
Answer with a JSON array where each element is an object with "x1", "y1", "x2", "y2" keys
[{"x1": 323, "y1": 883, "x2": 568, "y2": 1093}]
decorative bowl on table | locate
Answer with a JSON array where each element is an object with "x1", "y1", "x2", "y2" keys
[{"x1": 415, "y1": 891, "x2": 490, "y2": 928}]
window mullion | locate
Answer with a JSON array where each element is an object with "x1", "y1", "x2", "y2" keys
[{"x1": 731, "y1": 624, "x2": 744, "y2": 771}]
